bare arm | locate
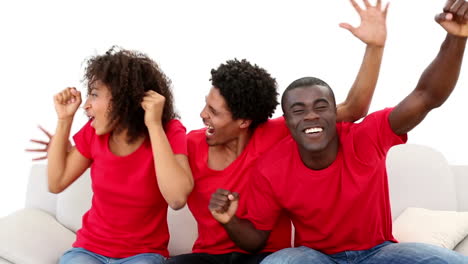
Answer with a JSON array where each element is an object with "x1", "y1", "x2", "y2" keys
[
  {"x1": 389, "y1": 2, "x2": 468, "y2": 135},
  {"x1": 337, "y1": 0, "x2": 389, "y2": 122},
  {"x1": 142, "y1": 91, "x2": 194, "y2": 210},
  {"x1": 48, "y1": 87, "x2": 91, "y2": 193},
  {"x1": 209, "y1": 189, "x2": 270, "y2": 253}
]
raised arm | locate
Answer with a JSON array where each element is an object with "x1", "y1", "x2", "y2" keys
[
  {"x1": 142, "y1": 90, "x2": 194, "y2": 210},
  {"x1": 48, "y1": 87, "x2": 91, "y2": 193},
  {"x1": 389, "y1": 0, "x2": 468, "y2": 135},
  {"x1": 337, "y1": 0, "x2": 389, "y2": 122},
  {"x1": 209, "y1": 189, "x2": 270, "y2": 253}
]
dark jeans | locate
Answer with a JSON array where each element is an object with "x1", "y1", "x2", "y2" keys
[{"x1": 166, "y1": 252, "x2": 271, "y2": 264}]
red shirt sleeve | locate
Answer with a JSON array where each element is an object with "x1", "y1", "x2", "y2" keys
[
  {"x1": 73, "y1": 121, "x2": 94, "y2": 159},
  {"x1": 350, "y1": 108, "x2": 407, "y2": 164},
  {"x1": 244, "y1": 163, "x2": 282, "y2": 231},
  {"x1": 165, "y1": 119, "x2": 188, "y2": 156}
]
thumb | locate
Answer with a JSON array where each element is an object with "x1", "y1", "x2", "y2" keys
[
  {"x1": 339, "y1": 23, "x2": 356, "y2": 34},
  {"x1": 435, "y1": 12, "x2": 453, "y2": 23},
  {"x1": 227, "y1": 192, "x2": 239, "y2": 215}
]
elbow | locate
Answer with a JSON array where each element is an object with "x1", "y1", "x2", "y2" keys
[
  {"x1": 48, "y1": 184, "x2": 63, "y2": 194},
  {"x1": 168, "y1": 197, "x2": 188, "y2": 210}
]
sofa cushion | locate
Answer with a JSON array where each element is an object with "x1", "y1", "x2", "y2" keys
[
  {"x1": 454, "y1": 236, "x2": 468, "y2": 256},
  {"x1": 393, "y1": 207, "x2": 468, "y2": 250},
  {"x1": 387, "y1": 144, "x2": 458, "y2": 220},
  {"x1": 56, "y1": 169, "x2": 92, "y2": 233},
  {"x1": 167, "y1": 206, "x2": 198, "y2": 256},
  {"x1": 25, "y1": 164, "x2": 57, "y2": 216},
  {"x1": 0, "y1": 208, "x2": 75, "y2": 264}
]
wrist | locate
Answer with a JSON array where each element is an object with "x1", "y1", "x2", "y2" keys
[
  {"x1": 57, "y1": 117, "x2": 74, "y2": 125},
  {"x1": 223, "y1": 215, "x2": 238, "y2": 227}
]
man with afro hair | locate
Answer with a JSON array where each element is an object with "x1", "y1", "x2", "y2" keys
[{"x1": 170, "y1": 1, "x2": 389, "y2": 263}]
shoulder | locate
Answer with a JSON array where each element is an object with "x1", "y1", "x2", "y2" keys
[
  {"x1": 255, "y1": 135, "x2": 296, "y2": 175},
  {"x1": 164, "y1": 119, "x2": 187, "y2": 133}
]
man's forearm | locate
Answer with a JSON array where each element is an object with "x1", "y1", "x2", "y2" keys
[
  {"x1": 223, "y1": 216, "x2": 270, "y2": 253},
  {"x1": 416, "y1": 34, "x2": 466, "y2": 108},
  {"x1": 337, "y1": 45, "x2": 384, "y2": 122}
]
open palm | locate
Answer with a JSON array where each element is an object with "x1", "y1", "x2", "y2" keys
[{"x1": 340, "y1": 0, "x2": 389, "y2": 47}]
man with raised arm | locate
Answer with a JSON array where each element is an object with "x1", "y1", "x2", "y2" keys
[{"x1": 209, "y1": 1, "x2": 468, "y2": 263}]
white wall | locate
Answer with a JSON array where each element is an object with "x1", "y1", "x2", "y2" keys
[{"x1": 0, "y1": 0, "x2": 466, "y2": 217}]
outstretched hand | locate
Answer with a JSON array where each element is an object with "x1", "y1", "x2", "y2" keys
[
  {"x1": 340, "y1": 0, "x2": 389, "y2": 47},
  {"x1": 209, "y1": 189, "x2": 239, "y2": 225},
  {"x1": 25, "y1": 125, "x2": 73, "y2": 161},
  {"x1": 436, "y1": 0, "x2": 468, "y2": 37}
]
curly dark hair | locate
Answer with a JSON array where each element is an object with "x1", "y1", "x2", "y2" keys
[
  {"x1": 210, "y1": 59, "x2": 278, "y2": 129},
  {"x1": 84, "y1": 46, "x2": 177, "y2": 143}
]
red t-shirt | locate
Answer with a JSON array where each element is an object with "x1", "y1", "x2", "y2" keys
[
  {"x1": 72, "y1": 119, "x2": 187, "y2": 258},
  {"x1": 187, "y1": 117, "x2": 292, "y2": 254},
  {"x1": 246, "y1": 108, "x2": 407, "y2": 254}
]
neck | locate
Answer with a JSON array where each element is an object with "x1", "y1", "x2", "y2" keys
[
  {"x1": 208, "y1": 129, "x2": 253, "y2": 170},
  {"x1": 109, "y1": 130, "x2": 145, "y2": 156},
  {"x1": 298, "y1": 136, "x2": 339, "y2": 170}
]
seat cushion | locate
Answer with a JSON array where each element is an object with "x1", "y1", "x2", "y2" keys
[
  {"x1": 393, "y1": 207, "x2": 468, "y2": 250},
  {"x1": 0, "y1": 208, "x2": 75, "y2": 264}
]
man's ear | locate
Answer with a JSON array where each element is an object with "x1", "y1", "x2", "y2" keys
[{"x1": 239, "y1": 119, "x2": 252, "y2": 129}]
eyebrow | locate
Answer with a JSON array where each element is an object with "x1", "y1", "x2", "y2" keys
[{"x1": 289, "y1": 102, "x2": 305, "y2": 109}]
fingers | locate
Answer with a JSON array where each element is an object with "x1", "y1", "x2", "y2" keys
[
  {"x1": 54, "y1": 87, "x2": 80, "y2": 105},
  {"x1": 383, "y1": 2, "x2": 390, "y2": 18},
  {"x1": 435, "y1": 12, "x2": 453, "y2": 23},
  {"x1": 141, "y1": 90, "x2": 165, "y2": 110},
  {"x1": 349, "y1": 0, "x2": 363, "y2": 14},
  {"x1": 32, "y1": 156, "x2": 47, "y2": 161},
  {"x1": 362, "y1": 0, "x2": 371, "y2": 9},
  {"x1": 209, "y1": 189, "x2": 238, "y2": 214},
  {"x1": 444, "y1": 0, "x2": 468, "y2": 23},
  {"x1": 38, "y1": 125, "x2": 52, "y2": 139},
  {"x1": 339, "y1": 23, "x2": 356, "y2": 34},
  {"x1": 444, "y1": 0, "x2": 457, "y2": 12},
  {"x1": 376, "y1": 0, "x2": 382, "y2": 9},
  {"x1": 456, "y1": 2, "x2": 468, "y2": 21},
  {"x1": 29, "y1": 139, "x2": 49, "y2": 146}
]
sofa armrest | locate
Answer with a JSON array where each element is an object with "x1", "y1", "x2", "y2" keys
[
  {"x1": 0, "y1": 208, "x2": 75, "y2": 264},
  {"x1": 451, "y1": 165, "x2": 468, "y2": 212}
]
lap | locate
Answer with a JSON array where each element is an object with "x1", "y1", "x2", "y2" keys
[
  {"x1": 260, "y1": 243, "x2": 468, "y2": 264},
  {"x1": 261, "y1": 247, "x2": 334, "y2": 264},
  {"x1": 59, "y1": 248, "x2": 165, "y2": 264},
  {"x1": 167, "y1": 252, "x2": 270, "y2": 264},
  {"x1": 361, "y1": 242, "x2": 468, "y2": 264}
]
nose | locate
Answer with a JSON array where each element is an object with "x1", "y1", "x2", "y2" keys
[
  {"x1": 200, "y1": 104, "x2": 209, "y2": 120},
  {"x1": 83, "y1": 97, "x2": 91, "y2": 110},
  {"x1": 304, "y1": 109, "x2": 319, "y2": 121}
]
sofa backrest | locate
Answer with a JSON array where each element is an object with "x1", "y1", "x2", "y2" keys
[
  {"x1": 26, "y1": 164, "x2": 197, "y2": 256},
  {"x1": 386, "y1": 144, "x2": 458, "y2": 220},
  {"x1": 25, "y1": 164, "x2": 57, "y2": 216},
  {"x1": 452, "y1": 165, "x2": 468, "y2": 211}
]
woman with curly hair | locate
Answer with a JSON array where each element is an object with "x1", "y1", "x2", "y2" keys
[{"x1": 47, "y1": 47, "x2": 193, "y2": 264}]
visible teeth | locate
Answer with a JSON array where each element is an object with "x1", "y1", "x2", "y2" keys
[
  {"x1": 304, "y1": 127, "x2": 323, "y2": 134},
  {"x1": 206, "y1": 125, "x2": 215, "y2": 136}
]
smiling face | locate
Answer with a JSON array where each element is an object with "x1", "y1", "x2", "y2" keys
[
  {"x1": 83, "y1": 80, "x2": 114, "y2": 135},
  {"x1": 282, "y1": 85, "x2": 337, "y2": 154},
  {"x1": 200, "y1": 87, "x2": 246, "y2": 146}
]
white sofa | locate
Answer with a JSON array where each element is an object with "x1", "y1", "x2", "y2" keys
[{"x1": 1, "y1": 144, "x2": 468, "y2": 264}]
